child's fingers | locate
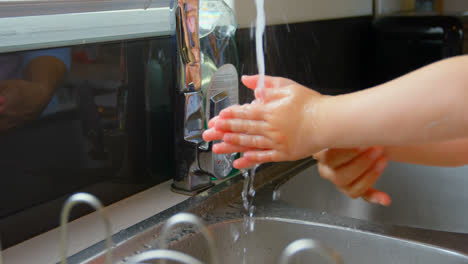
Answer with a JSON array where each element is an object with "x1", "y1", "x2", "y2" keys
[
  {"x1": 314, "y1": 147, "x2": 368, "y2": 169},
  {"x1": 334, "y1": 148, "x2": 384, "y2": 186},
  {"x1": 208, "y1": 116, "x2": 219, "y2": 129},
  {"x1": 318, "y1": 148, "x2": 384, "y2": 187},
  {"x1": 256, "y1": 87, "x2": 289, "y2": 102},
  {"x1": 343, "y1": 157, "x2": 388, "y2": 199},
  {"x1": 215, "y1": 119, "x2": 270, "y2": 135},
  {"x1": 224, "y1": 133, "x2": 274, "y2": 149},
  {"x1": 241, "y1": 75, "x2": 275, "y2": 90},
  {"x1": 212, "y1": 142, "x2": 252, "y2": 154},
  {"x1": 202, "y1": 128, "x2": 225, "y2": 142},
  {"x1": 362, "y1": 188, "x2": 392, "y2": 206},
  {"x1": 241, "y1": 75, "x2": 260, "y2": 90},
  {"x1": 241, "y1": 75, "x2": 296, "y2": 90},
  {"x1": 243, "y1": 149, "x2": 286, "y2": 163},
  {"x1": 219, "y1": 104, "x2": 265, "y2": 120},
  {"x1": 233, "y1": 157, "x2": 260, "y2": 169}
]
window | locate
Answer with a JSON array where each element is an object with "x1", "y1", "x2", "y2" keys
[{"x1": 0, "y1": 0, "x2": 172, "y2": 52}]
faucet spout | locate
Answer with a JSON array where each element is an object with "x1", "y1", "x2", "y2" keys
[{"x1": 176, "y1": 0, "x2": 202, "y2": 92}]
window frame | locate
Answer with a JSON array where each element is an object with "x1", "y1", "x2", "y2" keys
[{"x1": 0, "y1": 0, "x2": 173, "y2": 52}]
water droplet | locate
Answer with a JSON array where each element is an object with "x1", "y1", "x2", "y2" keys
[
  {"x1": 249, "y1": 206, "x2": 256, "y2": 217},
  {"x1": 241, "y1": 190, "x2": 247, "y2": 200},
  {"x1": 243, "y1": 215, "x2": 249, "y2": 230},
  {"x1": 243, "y1": 247, "x2": 247, "y2": 264},
  {"x1": 248, "y1": 187, "x2": 256, "y2": 197},
  {"x1": 241, "y1": 165, "x2": 258, "y2": 235},
  {"x1": 243, "y1": 200, "x2": 249, "y2": 211},
  {"x1": 249, "y1": 217, "x2": 256, "y2": 232},
  {"x1": 231, "y1": 225, "x2": 240, "y2": 243},
  {"x1": 272, "y1": 189, "x2": 281, "y2": 201}
]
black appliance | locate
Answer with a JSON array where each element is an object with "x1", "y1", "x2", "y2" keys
[{"x1": 372, "y1": 14, "x2": 464, "y2": 85}]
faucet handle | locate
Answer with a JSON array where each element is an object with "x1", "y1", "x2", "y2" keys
[
  {"x1": 210, "y1": 91, "x2": 235, "y2": 179},
  {"x1": 210, "y1": 91, "x2": 230, "y2": 120},
  {"x1": 184, "y1": 90, "x2": 204, "y2": 144}
]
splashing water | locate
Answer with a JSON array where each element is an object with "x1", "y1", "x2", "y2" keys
[
  {"x1": 231, "y1": 224, "x2": 240, "y2": 243},
  {"x1": 241, "y1": 168, "x2": 250, "y2": 264},
  {"x1": 240, "y1": 164, "x2": 260, "y2": 263},
  {"x1": 254, "y1": 0, "x2": 266, "y2": 102},
  {"x1": 272, "y1": 189, "x2": 281, "y2": 201},
  {"x1": 241, "y1": 167, "x2": 257, "y2": 232}
]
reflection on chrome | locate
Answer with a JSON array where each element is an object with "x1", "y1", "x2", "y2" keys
[
  {"x1": 279, "y1": 238, "x2": 343, "y2": 264},
  {"x1": 59, "y1": 193, "x2": 112, "y2": 264},
  {"x1": 127, "y1": 249, "x2": 205, "y2": 264},
  {"x1": 160, "y1": 213, "x2": 218, "y2": 264},
  {"x1": 176, "y1": 0, "x2": 201, "y2": 91}
]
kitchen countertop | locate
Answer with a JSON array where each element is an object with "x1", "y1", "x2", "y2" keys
[{"x1": 3, "y1": 180, "x2": 188, "y2": 264}]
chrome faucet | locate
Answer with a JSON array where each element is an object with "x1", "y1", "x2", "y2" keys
[
  {"x1": 172, "y1": 0, "x2": 214, "y2": 195},
  {"x1": 172, "y1": 0, "x2": 238, "y2": 195}
]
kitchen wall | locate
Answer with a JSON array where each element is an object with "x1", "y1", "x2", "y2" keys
[
  {"x1": 234, "y1": 0, "x2": 373, "y2": 27},
  {"x1": 374, "y1": 0, "x2": 415, "y2": 15},
  {"x1": 374, "y1": 0, "x2": 468, "y2": 14},
  {"x1": 444, "y1": 0, "x2": 468, "y2": 13}
]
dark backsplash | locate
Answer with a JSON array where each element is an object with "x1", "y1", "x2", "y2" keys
[
  {"x1": 236, "y1": 16, "x2": 375, "y2": 103},
  {"x1": 0, "y1": 37, "x2": 175, "y2": 248},
  {"x1": 371, "y1": 15, "x2": 463, "y2": 85},
  {"x1": 235, "y1": 14, "x2": 464, "y2": 103}
]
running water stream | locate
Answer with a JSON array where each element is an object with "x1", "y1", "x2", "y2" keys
[
  {"x1": 241, "y1": 165, "x2": 258, "y2": 233},
  {"x1": 240, "y1": 1, "x2": 266, "y2": 260},
  {"x1": 240, "y1": 165, "x2": 258, "y2": 264},
  {"x1": 254, "y1": 0, "x2": 266, "y2": 102}
]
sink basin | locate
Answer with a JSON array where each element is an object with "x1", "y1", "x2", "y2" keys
[
  {"x1": 166, "y1": 218, "x2": 468, "y2": 264},
  {"x1": 278, "y1": 162, "x2": 468, "y2": 233},
  {"x1": 67, "y1": 160, "x2": 468, "y2": 264}
]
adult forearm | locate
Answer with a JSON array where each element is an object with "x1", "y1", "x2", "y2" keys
[{"x1": 23, "y1": 56, "x2": 67, "y2": 96}]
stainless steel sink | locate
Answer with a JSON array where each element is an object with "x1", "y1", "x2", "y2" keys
[
  {"x1": 165, "y1": 218, "x2": 468, "y2": 264},
  {"x1": 65, "y1": 160, "x2": 468, "y2": 264},
  {"x1": 278, "y1": 162, "x2": 468, "y2": 233}
]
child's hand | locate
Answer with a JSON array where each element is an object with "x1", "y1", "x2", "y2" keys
[
  {"x1": 313, "y1": 147, "x2": 391, "y2": 206},
  {"x1": 203, "y1": 75, "x2": 327, "y2": 169}
]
